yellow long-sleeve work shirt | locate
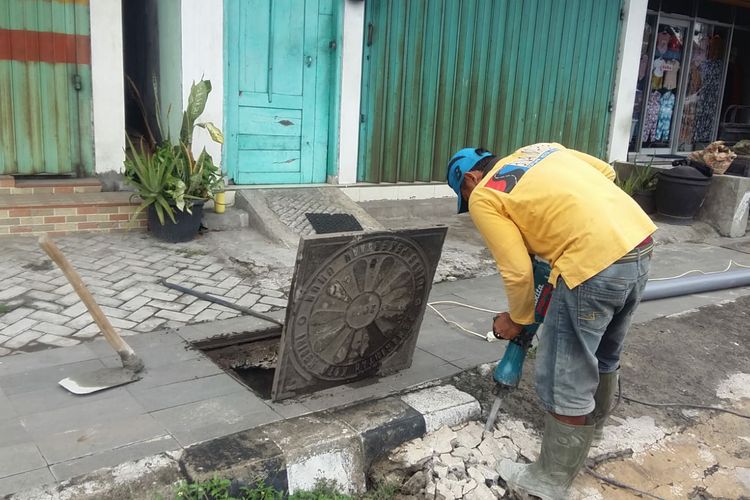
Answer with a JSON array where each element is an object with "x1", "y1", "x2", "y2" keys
[{"x1": 468, "y1": 143, "x2": 657, "y2": 325}]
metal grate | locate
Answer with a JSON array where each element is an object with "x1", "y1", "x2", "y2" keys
[{"x1": 305, "y1": 213, "x2": 363, "y2": 234}]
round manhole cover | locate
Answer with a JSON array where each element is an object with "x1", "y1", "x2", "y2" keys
[{"x1": 289, "y1": 235, "x2": 429, "y2": 381}]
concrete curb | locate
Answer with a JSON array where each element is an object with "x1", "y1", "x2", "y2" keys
[{"x1": 6, "y1": 385, "x2": 480, "y2": 499}]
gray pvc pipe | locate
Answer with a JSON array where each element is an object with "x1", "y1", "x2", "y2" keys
[{"x1": 641, "y1": 269, "x2": 750, "y2": 302}]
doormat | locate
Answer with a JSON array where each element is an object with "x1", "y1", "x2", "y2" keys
[{"x1": 305, "y1": 213, "x2": 363, "y2": 234}]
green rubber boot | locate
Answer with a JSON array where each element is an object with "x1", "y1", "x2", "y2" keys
[
  {"x1": 591, "y1": 370, "x2": 619, "y2": 444},
  {"x1": 498, "y1": 413, "x2": 594, "y2": 500}
]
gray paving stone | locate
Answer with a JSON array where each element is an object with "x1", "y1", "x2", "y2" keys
[
  {"x1": 134, "y1": 318, "x2": 167, "y2": 333},
  {"x1": 155, "y1": 310, "x2": 193, "y2": 323},
  {"x1": 25, "y1": 281, "x2": 57, "y2": 292},
  {"x1": 217, "y1": 276, "x2": 242, "y2": 290},
  {"x1": 0, "y1": 347, "x2": 10, "y2": 356},
  {"x1": 36, "y1": 335, "x2": 80, "y2": 348},
  {"x1": 155, "y1": 266, "x2": 180, "y2": 278},
  {"x1": 73, "y1": 324, "x2": 101, "y2": 338},
  {"x1": 35, "y1": 413, "x2": 169, "y2": 464},
  {"x1": 57, "y1": 293, "x2": 80, "y2": 307},
  {"x1": 0, "y1": 344, "x2": 98, "y2": 376},
  {"x1": 150, "y1": 393, "x2": 281, "y2": 447},
  {"x1": 25, "y1": 290, "x2": 59, "y2": 302},
  {"x1": 0, "y1": 318, "x2": 37, "y2": 339},
  {"x1": 236, "y1": 292, "x2": 261, "y2": 308},
  {"x1": 60, "y1": 302, "x2": 87, "y2": 318},
  {"x1": 217, "y1": 312, "x2": 240, "y2": 320},
  {"x1": 28, "y1": 300, "x2": 63, "y2": 313},
  {"x1": 147, "y1": 299, "x2": 186, "y2": 312},
  {"x1": 98, "y1": 305, "x2": 129, "y2": 319},
  {"x1": 175, "y1": 294, "x2": 197, "y2": 306},
  {"x1": 124, "y1": 358, "x2": 223, "y2": 391},
  {"x1": 131, "y1": 373, "x2": 245, "y2": 412},
  {"x1": 49, "y1": 434, "x2": 181, "y2": 482},
  {"x1": 127, "y1": 305, "x2": 157, "y2": 323},
  {"x1": 114, "y1": 287, "x2": 147, "y2": 302},
  {"x1": 260, "y1": 296, "x2": 288, "y2": 308},
  {"x1": 33, "y1": 322, "x2": 75, "y2": 337},
  {"x1": 3, "y1": 329, "x2": 43, "y2": 349},
  {"x1": 193, "y1": 309, "x2": 221, "y2": 323},
  {"x1": 0, "y1": 286, "x2": 26, "y2": 301},
  {"x1": 182, "y1": 300, "x2": 210, "y2": 316},
  {"x1": 108, "y1": 317, "x2": 137, "y2": 330},
  {"x1": 251, "y1": 303, "x2": 272, "y2": 313},
  {"x1": 0, "y1": 467, "x2": 55, "y2": 497},
  {"x1": 121, "y1": 295, "x2": 151, "y2": 312},
  {"x1": 225, "y1": 284, "x2": 251, "y2": 299},
  {"x1": 208, "y1": 303, "x2": 236, "y2": 313},
  {"x1": 258, "y1": 287, "x2": 285, "y2": 298},
  {"x1": 28, "y1": 310, "x2": 69, "y2": 325},
  {"x1": 0, "y1": 442, "x2": 47, "y2": 478},
  {"x1": 0, "y1": 307, "x2": 33, "y2": 324},
  {"x1": 64, "y1": 313, "x2": 94, "y2": 331}
]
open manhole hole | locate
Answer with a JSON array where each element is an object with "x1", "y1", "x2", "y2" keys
[
  {"x1": 197, "y1": 328, "x2": 282, "y2": 400},
  {"x1": 195, "y1": 228, "x2": 447, "y2": 402}
]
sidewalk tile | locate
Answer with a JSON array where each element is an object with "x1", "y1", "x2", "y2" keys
[
  {"x1": 0, "y1": 467, "x2": 54, "y2": 497},
  {"x1": 64, "y1": 313, "x2": 94, "y2": 331},
  {"x1": 0, "y1": 318, "x2": 37, "y2": 338},
  {"x1": 0, "y1": 307, "x2": 33, "y2": 324},
  {"x1": 0, "y1": 417, "x2": 29, "y2": 447},
  {"x1": 147, "y1": 299, "x2": 186, "y2": 312},
  {"x1": 21, "y1": 392, "x2": 147, "y2": 436},
  {"x1": 49, "y1": 435, "x2": 180, "y2": 482},
  {"x1": 0, "y1": 359, "x2": 104, "y2": 396},
  {"x1": 0, "y1": 344, "x2": 98, "y2": 376},
  {"x1": 182, "y1": 300, "x2": 210, "y2": 316},
  {"x1": 8, "y1": 385, "x2": 131, "y2": 416},
  {"x1": 134, "y1": 318, "x2": 167, "y2": 333},
  {"x1": 35, "y1": 414, "x2": 169, "y2": 464},
  {"x1": 60, "y1": 302, "x2": 87, "y2": 318},
  {"x1": 0, "y1": 442, "x2": 47, "y2": 478},
  {"x1": 150, "y1": 393, "x2": 281, "y2": 447},
  {"x1": 114, "y1": 287, "x2": 147, "y2": 302},
  {"x1": 132, "y1": 373, "x2": 245, "y2": 412},
  {"x1": 155, "y1": 310, "x2": 193, "y2": 323}
]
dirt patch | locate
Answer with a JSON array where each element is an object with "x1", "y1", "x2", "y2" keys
[{"x1": 447, "y1": 295, "x2": 750, "y2": 498}]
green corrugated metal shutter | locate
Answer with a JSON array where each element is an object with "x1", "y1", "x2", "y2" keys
[
  {"x1": 358, "y1": 0, "x2": 623, "y2": 183},
  {"x1": 0, "y1": 0, "x2": 93, "y2": 176}
]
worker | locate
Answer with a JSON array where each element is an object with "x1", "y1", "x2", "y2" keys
[{"x1": 446, "y1": 143, "x2": 656, "y2": 499}]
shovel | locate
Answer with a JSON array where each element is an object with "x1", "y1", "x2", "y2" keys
[{"x1": 38, "y1": 236, "x2": 144, "y2": 394}]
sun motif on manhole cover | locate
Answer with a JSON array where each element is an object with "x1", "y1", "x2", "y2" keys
[{"x1": 289, "y1": 235, "x2": 429, "y2": 380}]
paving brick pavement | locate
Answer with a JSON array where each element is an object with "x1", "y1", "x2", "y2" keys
[{"x1": 0, "y1": 232, "x2": 290, "y2": 356}]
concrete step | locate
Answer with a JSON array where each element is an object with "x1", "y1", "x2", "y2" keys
[{"x1": 0, "y1": 192, "x2": 145, "y2": 237}]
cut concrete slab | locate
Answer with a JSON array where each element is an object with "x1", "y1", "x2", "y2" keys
[
  {"x1": 202, "y1": 207, "x2": 249, "y2": 231},
  {"x1": 699, "y1": 174, "x2": 750, "y2": 237},
  {"x1": 235, "y1": 187, "x2": 384, "y2": 248}
]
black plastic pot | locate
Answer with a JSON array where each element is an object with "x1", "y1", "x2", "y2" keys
[
  {"x1": 654, "y1": 163, "x2": 711, "y2": 223},
  {"x1": 147, "y1": 200, "x2": 205, "y2": 243},
  {"x1": 632, "y1": 190, "x2": 656, "y2": 215}
]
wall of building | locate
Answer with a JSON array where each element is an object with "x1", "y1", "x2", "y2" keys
[
  {"x1": 90, "y1": 0, "x2": 126, "y2": 173},
  {"x1": 180, "y1": 0, "x2": 224, "y2": 163},
  {"x1": 608, "y1": 0, "x2": 649, "y2": 162}
]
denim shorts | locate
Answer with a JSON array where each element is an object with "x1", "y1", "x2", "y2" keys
[{"x1": 534, "y1": 253, "x2": 651, "y2": 416}]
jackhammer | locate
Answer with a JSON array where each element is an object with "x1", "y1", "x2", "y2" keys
[{"x1": 483, "y1": 258, "x2": 552, "y2": 435}]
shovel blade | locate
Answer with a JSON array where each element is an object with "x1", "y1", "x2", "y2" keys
[{"x1": 59, "y1": 367, "x2": 142, "y2": 395}]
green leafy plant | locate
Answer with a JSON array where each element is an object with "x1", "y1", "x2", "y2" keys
[
  {"x1": 124, "y1": 78, "x2": 224, "y2": 226},
  {"x1": 616, "y1": 158, "x2": 657, "y2": 196}
]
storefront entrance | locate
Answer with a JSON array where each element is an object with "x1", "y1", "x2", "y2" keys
[{"x1": 629, "y1": 0, "x2": 750, "y2": 157}]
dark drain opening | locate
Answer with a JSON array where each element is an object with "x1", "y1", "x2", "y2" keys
[{"x1": 196, "y1": 329, "x2": 282, "y2": 400}]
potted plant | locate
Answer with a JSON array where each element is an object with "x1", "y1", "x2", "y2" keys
[
  {"x1": 124, "y1": 79, "x2": 224, "y2": 243},
  {"x1": 616, "y1": 159, "x2": 658, "y2": 214}
]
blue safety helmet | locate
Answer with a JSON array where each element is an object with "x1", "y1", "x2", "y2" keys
[{"x1": 446, "y1": 148, "x2": 494, "y2": 213}]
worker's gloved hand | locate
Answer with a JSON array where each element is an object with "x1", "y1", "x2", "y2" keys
[{"x1": 493, "y1": 312, "x2": 523, "y2": 340}]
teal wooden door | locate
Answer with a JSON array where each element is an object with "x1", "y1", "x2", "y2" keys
[
  {"x1": 0, "y1": 0, "x2": 94, "y2": 176},
  {"x1": 358, "y1": 0, "x2": 623, "y2": 183},
  {"x1": 225, "y1": 0, "x2": 335, "y2": 184}
]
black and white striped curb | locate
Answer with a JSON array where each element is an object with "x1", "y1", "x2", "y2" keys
[{"x1": 8, "y1": 385, "x2": 480, "y2": 499}]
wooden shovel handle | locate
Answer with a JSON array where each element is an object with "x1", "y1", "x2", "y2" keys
[{"x1": 38, "y1": 236, "x2": 143, "y2": 372}]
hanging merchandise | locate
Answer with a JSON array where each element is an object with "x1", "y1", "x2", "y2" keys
[
  {"x1": 655, "y1": 91, "x2": 676, "y2": 143},
  {"x1": 642, "y1": 90, "x2": 662, "y2": 144},
  {"x1": 656, "y1": 31, "x2": 670, "y2": 55},
  {"x1": 639, "y1": 53, "x2": 649, "y2": 81},
  {"x1": 662, "y1": 60, "x2": 681, "y2": 90},
  {"x1": 652, "y1": 58, "x2": 666, "y2": 89},
  {"x1": 693, "y1": 58, "x2": 724, "y2": 143}
]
